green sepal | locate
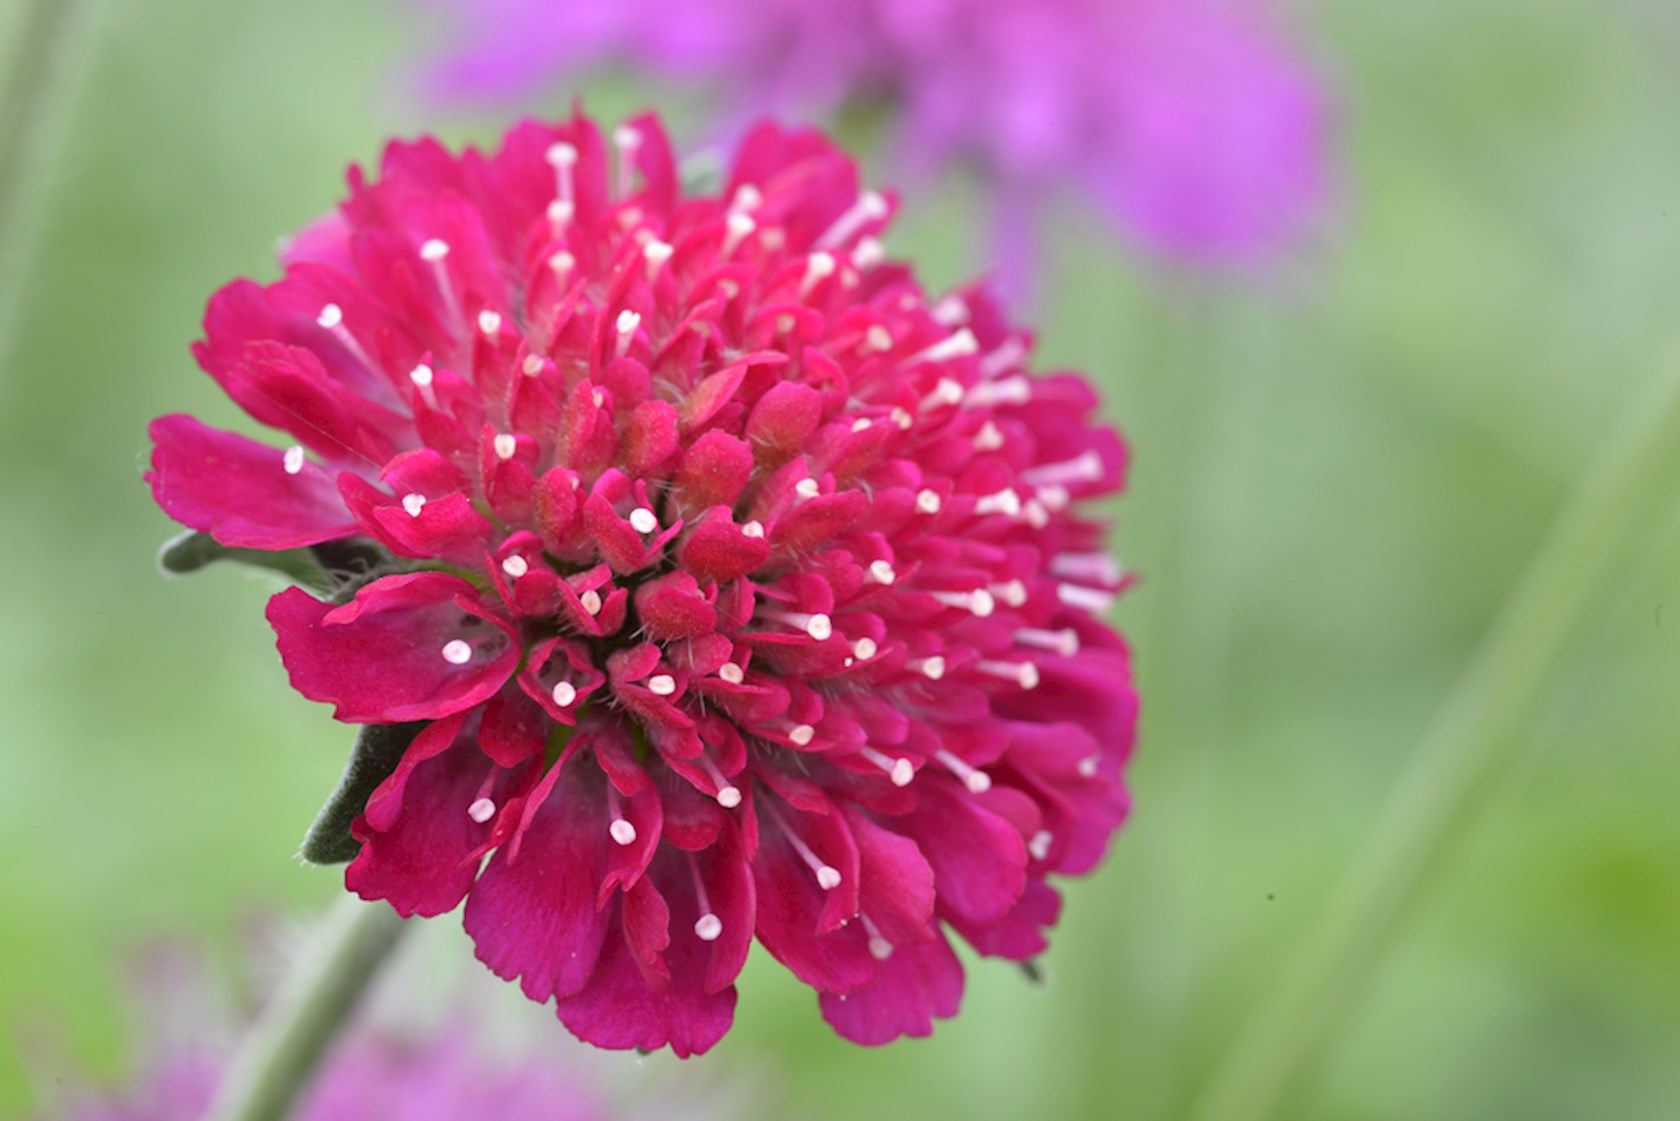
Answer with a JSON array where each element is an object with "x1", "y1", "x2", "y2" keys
[
  {"x1": 157, "y1": 530, "x2": 333, "y2": 593},
  {"x1": 298, "y1": 722, "x2": 428, "y2": 865},
  {"x1": 1018, "y1": 958, "x2": 1047, "y2": 986}
]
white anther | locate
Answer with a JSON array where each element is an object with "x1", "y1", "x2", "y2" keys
[
  {"x1": 580, "y1": 589, "x2": 603, "y2": 616},
  {"x1": 493, "y1": 433, "x2": 518, "y2": 460},
  {"x1": 920, "y1": 378, "x2": 965, "y2": 412},
  {"x1": 1037, "y1": 484, "x2": 1072, "y2": 511},
  {"x1": 551, "y1": 680, "x2": 577, "y2": 707},
  {"x1": 915, "y1": 489, "x2": 942, "y2": 514},
  {"x1": 1077, "y1": 754, "x2": 1101, "y2": 778},
  {"x1": 468, "y1": 797, "x2": 496, "y2": 824},
  {"x1": 730, "y1": 183, "x2": 763, "y2": 213},
  {"x1": 789, "y1": 724, "x2": 816, "y2": 747},
  {"x1": 1028, "y1": 830, "x2": 1053, "y2": 861},
  {"x1": 992, "y1": 580, "x2": 1028, "y2": 608},
  {"x1": 615, "y1": 309, "x2": 640, "y2": 356},
  {"x1": 931, "y1": 589, "x2": 995, "y2": 617},
  {"x1": 967, "y1": 375, "x2": 1032, "y2": 408},
  {"x1": 800, "y1": 252, "x2": 837, "y2": 297},
  {"x1": 741, "y1": 520, "x2": 765, "y2": 538},
  {"x1": 865, "y1": 325, "x2": 894, "y2": 353},
  {"x1": 610, "y1": 819, "x2": 638, "y2": 846},
  {"x1": 974, "y1": 421, "x2": 1006, "y2": 451},
  {"x1": 937, "y1": 749, "x2": 992, "y2": 794},
  {"x1": 860, "y1": 747, "x2": 914, "y2": 787},
  {"x1": 1022, "y1": 450, "x2": 1105, "y2": 488},
  {"x1": 815, "y1": 865, "x2": 842, "y2": 890},
  {"x1": 867, "y1": 560, "x2": 896, "y2": 585},
  {"x1": 694, "y1": 914, "x2": 724, "y2": 941},
  {"x1": 316, "y1": 304, "x2": 343, "y2": 329},
  {"x1": 409, "y1": 363, "x2": 434, "y2": 387},
  {"x1": 545, "y1": 141, "x2": 578, "y2": 169},
  {"x1": 851, "y1": 637, "x2": 878, "y2": 661},
  {"x1": 977, "y1": 659, "x2": 1040, "y2": 689},
  {"x1": 643, "y1": 240, "x2": 673, "y2": 279},
  {"x1": 1023, "y1": 499, "x2": 1051, "y2": 529},
  {"x1": 718, "y1": 662, "x2": 745, "y2": 685},
  {"x1": 816, "y1": 190, "x2": 889, "y2": 250},
  {"x1": 868, "y1": 934, "x2": 895, "y2": 960},
  {"x1": 419, "y1": 238, "x2": 450, "y2": 262},
  {"x1": 980, "y1": 337, "x2": 1028, "y2": 379},
  {"x1": 477, "y1": 310, "x2": 502, "y2": 336},
  {"x1": 910, "y1": 656, "x2": 946, "y2": 681},
  {"x1": 722, "y1": 212, "x2": 756, "y2": 255},
  {"x1": 931, "y1": 295, "x2": 969, "y2": 327},
  {"x1": 441, "y1": 639, "x2": 472, "y2": 665},
  {"x1": 521, "y1": 354, "x2": 545, "y2": 376},
  {"x1": 852, "y1": 236, "x2": 885, "y2": 270},
  {"x1": 282, "y1": 445, "x2": 304, "y2": 475},
  {"x1": 1051, "y1": 552, "x2": 1125, "y2": 586},
  {"x1": 794, "y1": 478, "x2": 821, "y2": 501},
  {"x1": 547, "y1": 199, "x2": 575, "y2": 226},
  {"x1": 501, "y1": 555, "x2": 529, "y2": 579},
  {"x1": 401, "y1": 493, "x2": 427, "y2": 518},
  {"x1": 912, "y1": 328, "x2": 979, "y2": 366},
  {"x1": 974, "y1": 489, "x2": 1022, "y2": 518},
  {"x1": 548, "y1": 250, "x2": 576, "y2": 275},
  {"x1": 591, "y1": 388, "x2": 606, "y2": 407},
  {"x1": 1058, "y1": 583, "x2": 1117, "y2": 615},
  {"x1": 891, "y1": 407, "x2": 914, "y2": 430},
  {"x1": 851, "y1": 417, "x2": 873, "y2": 433},
  {"x1": 1016, "y1": 627, "x2": 1080, "y2": 658},
  {"x1": 648, "y1": 674, "x2": 677, "y2": 697},
  {"x1": 716, "y1": 785, "x2": 742, "y2": 808},
  {"x1": 629, "y1": 507, "x2": 659, "y2": 534}
]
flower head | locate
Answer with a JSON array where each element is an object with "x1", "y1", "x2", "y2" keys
[
  {"x1": 146, "y1": 111, "x2": 1137, "y2": 1054},
  {"x1": 417, "y1": 0, "x2": 1330, "y2": 285}
]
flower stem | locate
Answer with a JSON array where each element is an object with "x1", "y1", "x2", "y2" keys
[
  {"x1": 1189, "y1": 350, "x2": 1680, "y2": 1121},
  {"x1": 204, "y1": 896, "x2": 408, "y2": 1121}
]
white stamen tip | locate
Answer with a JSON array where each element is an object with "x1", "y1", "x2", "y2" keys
[
  {"x1": 868, "y1": 935, "x2": 895, "y2": 961},
  {"x1": 741, "y1": 520, "x2": 765, "y2": 539},
  {"x1": 805, "y1": 614, "x2": 833, "y2": 641},
  {"x1": 867, "y1": 560, "x2": 896, "y2": 585},
  {"x1": 441, "y1": 639, "x2": 472, "y2": 665},
  {"x1": 890, "y1": 759, "x2": 914, "y2": 787},
  {"x1": 794, "y1": 478, "x2": 821, "y2": 500},
  {"x1": 546, "y1": 142, "x2": 578, "y2": 167},
  {"x1": 629, "y1": 507, "x2": 658, "y2": 534},
  {"x1": 648, "y1": 674, "x2": 677, "y2": 697},
  {"x1": 1020, "y1": 663, "x2": 1041, "y2": 689},
  {"x1": 915, "y1": 656, "x2": 946, "y2": 681},
  {"x1": 932, "y1": 295, "x2": 969, "y2": 327},
  {"x1": 994, "y1": 580, "x2": 1028, "y2": 608},
  {"x1": 974, "y1": 422, "x2": 1005, "y2": 452},
  {"x1": 614, "y1": 124, "x2": 642, "y2": 149},
  {"x1": 493, "y1": 433, "x2": 518, "y2": 460},
  {"x1": 501, "y1": 555, "x2": 529, "y2": 579},
  {"x1": 970, "y1": 589, "x2": 996, "y2": 617},
  {"x1": 851, "y1": 417, "x2": 873, "y2": 433},
  {"x1": 716, "y1": 785, "x2": 742, "y2": 808},
  {"x1": 815, "y1": 865, "x2": 842, "y2": 891},
  {"x1": 282, "y1": 445, "x2": 304, "y2": 475},
  {"x1": 591, "y1": 388, "x2": 606, "y2": 408},
  {"x1": 547, "y1": 200, "x2": 575, "y2": 225},
  {"x1": 1029, "y1": 830, "x2": 1053, "y2": 861},
  {"x1": 731, "y1": 184, "x2": 763, "y2": 212},
  {"x1": 852, "y1": 637, "x2": 878, "y2": 661},
  {"x1": 551, "y1": 680, "x2": 577, "y2": 707},
  {"x1": 866, "y1": 325, "x2": 894, "y2": 353},
  {"x1": 789, "y1": 724, "x2": 816, "y2": 747},
  {"x1": 916, "y1": 489, "x2": 942, "y2": 514},
  {"x1": 548, "y1": 250, "x2": 576, "y2": 274},
  {"x1": 975, "y1": 489, "x2": 1023, "y2": 517},
  {"x1": 316, "y1": 304, "x2": 343, "y2": 329},
  {"x1": 521, "y1": 354, "x2": 545, "y2": 376},
  {"x1": 853, "y1": 237, "x2": 885, "y2": 269},
  {"x1": 580, "y1": 590, "x2": 603, "y2": 616},
  {"x1": 468, "y1": 797, "x2": 496, "y2": 824},
  {"x1": 477, "y1": 310, "x2": 501, "y2": 336},
  {"x1": 408, "y1": 363, "x2": 434, "y2": 388},
  {"x1": 695, "y1": 914, "x2": 724, "y2": 941},
  {"x1": 718, "y1": 662, "x2": 745, "y2": 685},
  {"x1": 891, "y1": 407, "x2": 914, "y2": 430},
  {"x1": 1078, "y1": 754, "x2": 1101, "y2": 778},
  {"x1": 401, "y1": 493, "x2": 427, "y2": 518},
  {"x1": 916, "y1": 328, "x2": 979, "y2": 366},
  {"x1": 966, "y1": 771, "x2": 993, "y2": 794},
  {"x1": 419, "y1": 238, "x2": 450, "y2": 261},
  {"x1": 616, "y1": 309, "x2": 641, "y2": 343},
  {"x1": 610, "y1": 819, "x2": 638, "y2": 846}
]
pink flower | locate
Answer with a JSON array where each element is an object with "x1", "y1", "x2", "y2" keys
[
  {"x1": 146, "y1": 111, "x2": 1137, "y2": 1054},
  {"x1": 415, "y1": 0, "x2": 1330, "y2": 288}
]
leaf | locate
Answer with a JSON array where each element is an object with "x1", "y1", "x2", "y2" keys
[{"x1": 298, "y1": 722, "x2": 428, "y2": 865}]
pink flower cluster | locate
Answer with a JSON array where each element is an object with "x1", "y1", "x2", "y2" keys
[{"x1": 146, "y1": 111, "x2": 1137, "y2": 1054}]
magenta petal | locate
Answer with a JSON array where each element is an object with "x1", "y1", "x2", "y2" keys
[
  {"x1": 268, "y1": 573, "x2": 519, "y2": 723},
  {"x1": 818, "y1": 933, "x2": 964, "y2": 1045},
  {"x1": 147, "y1": 414, "x2": 357, "y2": 548},
  {"x1": 462, "y1": 758, "x2": 611, "y2": 1002},
  {"x1": 899, "y1": 776, "x2": 1028, "y2": 927}
]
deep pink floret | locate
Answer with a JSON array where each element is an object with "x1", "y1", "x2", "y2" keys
[{"x1": 145, "y1": 111, "x2": 1138, "y2": 1054}]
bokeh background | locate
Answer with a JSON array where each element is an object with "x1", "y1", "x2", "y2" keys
[{"x1": 4, "y1": 0, "x2": 1680, "y2": 1118}]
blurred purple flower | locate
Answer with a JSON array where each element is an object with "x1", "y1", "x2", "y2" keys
[{"x1": 417, "y1": 0, "x2": 1331, "y2": 289}]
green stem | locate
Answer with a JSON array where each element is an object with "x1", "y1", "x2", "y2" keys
[
  {"x1": 1189, "y1": 351, "x2": 1680, "y2": 1121},
  {"x1": 204, "y1": 896, "x2": 407, "y2": 1121}
]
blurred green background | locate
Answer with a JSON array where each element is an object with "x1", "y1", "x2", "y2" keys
[{"x1": 4, "y1": 0, "x2": 1680, "y2": 1118}]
